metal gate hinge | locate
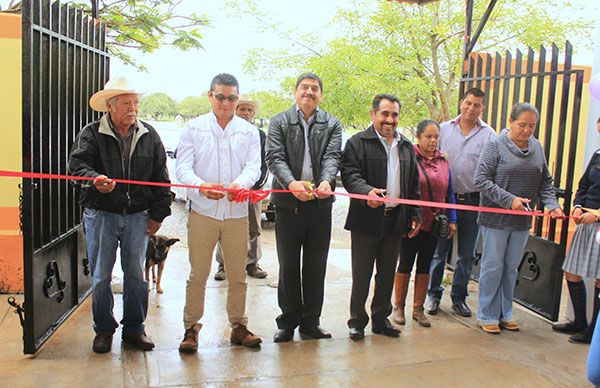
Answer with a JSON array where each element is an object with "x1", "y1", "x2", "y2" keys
[{"x1": 7, "y1": 297, "x2": 25, "y2": 328}]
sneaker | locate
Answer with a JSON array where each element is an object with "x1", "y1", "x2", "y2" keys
[
  {"x1": 179, "y1": 326, "x2": 200, "y2": 353},
  {"x1": 425, "y1": 298, "x2": 440, "y2": 315},
  {"x1": 499, "y1": 320, "x2": 520, "y2": 331},
  {"x1": 480, "y1": 324, "x2": 501, "y2": 334},
  {"x1": 230, "y1": 324, "x2": 262, "y2": 348},
  {"x1": 214, "y1": 266, "x2": 226, "y2": 281},
  {"x1": 246, "y1": 264, "x2": 268, "y2": 279},
  {"x1": 92, "y1": 333, "x2": 113, "y2": 354}
]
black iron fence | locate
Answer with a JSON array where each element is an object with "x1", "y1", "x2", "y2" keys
[
  {"x1": 458, "y1": 42, "x2": 584, "y2": 320},
  {"x1": 21, "y1": 0, "x2": 109, "y2": 354}
]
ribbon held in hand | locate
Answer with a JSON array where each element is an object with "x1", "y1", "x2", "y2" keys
[{"x1": 0, "y1": 169, "x2": 573, "y2": 218}]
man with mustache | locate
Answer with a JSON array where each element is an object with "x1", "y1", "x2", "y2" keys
[
  {"x1": 341, "y1": 94, "x2": 421, "y2": 340},
  {"x1": 69, "y1": 76, "x2": 172, "y2": 354},
  {"x1": 266, "y1": 73, "x2": 342, "y2": 342},
  {"x1": 426, "y1": 87, "x2": 496, "y2": 317}
]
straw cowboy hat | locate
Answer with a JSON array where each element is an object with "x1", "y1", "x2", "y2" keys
[
  {"x1": 89, "y1": 76, "x2": 143, "y2": 112},
  {"x1": 236, "y1": 94, "x2": 261, "y2": 113}
]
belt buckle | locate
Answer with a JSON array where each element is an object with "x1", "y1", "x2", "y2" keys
[
  {"x1": 384, "y1": 207, "x2": 394, "y2": 216},
  {"x1": 455, "y1": 193, "x2": 465, "y2": 201}
]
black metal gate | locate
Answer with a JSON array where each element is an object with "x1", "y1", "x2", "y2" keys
[
  {"x1": 20, "y1": 0, "x2": 109, "y2": 354},
  {"x1": 457, "y1": 42, "x2": 584, "y2": 321}
]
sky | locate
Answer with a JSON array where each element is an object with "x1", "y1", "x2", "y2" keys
[
  {"x1": 111, "y1": 0, "x2": 343, "y2": 100},
  {"x1": 109, "y1": 0, "x2": 600, "y2": 102},
  {"x1": 1, "y1": 0, "x2": 598, "y2": 101}
]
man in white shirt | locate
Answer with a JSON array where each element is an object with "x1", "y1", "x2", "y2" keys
[{"x1": 175, "y1": 73, "x2": 262, "y2": 353}]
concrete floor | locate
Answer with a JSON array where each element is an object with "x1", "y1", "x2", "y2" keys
[{"x1": 0, "y1": 246, "x2": 593, "y2": 387}]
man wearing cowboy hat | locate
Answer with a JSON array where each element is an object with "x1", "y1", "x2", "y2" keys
[
  {"x1": 69, "y1": 76, "x2": 172, "y2": 354},
  {"x1": 214, "y1": 94, "x2": 269, "y2": 281},
  {"x1": 176, "y1": 73, "x2": 263, "y2": 353}
]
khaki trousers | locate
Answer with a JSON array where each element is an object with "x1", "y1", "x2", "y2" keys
[
  {"x1": 183, "y1": 211, "x2": 248, "y2": 329},
  {"x1": 215, "y1": 200, "x2": 262, "y2": 266}
]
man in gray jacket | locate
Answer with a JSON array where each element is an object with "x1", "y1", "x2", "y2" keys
[{"x1": 266, "y1": 73, "x2": 342, "y2": 342}]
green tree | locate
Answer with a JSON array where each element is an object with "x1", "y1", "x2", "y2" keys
[
  {"x1": 139, "y1": 92, "x2": 177, "y2": 120},
  {"x1": 177, "y1": 95, "x2": 211, "y2": 119},
  {"x1": 69, "y1": 1, "x2": 208, "y2": 71},
  {"x1": 251, "y1": 90, "x2": 293, "y2": 120},
  {"x1": 237, "y1": 0, "x2": 593, "y2": 131}
]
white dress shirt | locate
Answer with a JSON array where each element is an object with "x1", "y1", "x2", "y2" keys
[
  {"x1": 375, "y1": 129, "x2": 401, "y2": 208},
  {"x1": 176, "y1": 111, "x2": 261, "y2": 220}
]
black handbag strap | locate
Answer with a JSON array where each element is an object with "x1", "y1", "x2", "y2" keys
[{"x1": 416, "y1": 156, "x2": 440, "y2": 216}]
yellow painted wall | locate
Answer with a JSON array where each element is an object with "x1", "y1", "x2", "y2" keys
[{"x1": 0, "y1": 13, "x2": 23, "y2": 292}]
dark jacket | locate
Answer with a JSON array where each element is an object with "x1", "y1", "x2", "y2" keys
[
  {"x1": 574, "y1": 150, "x2": 600, "y2": 210},
  {"x1": 342, "y1": 126, "x2": 421, "y2": 238},
  {"x1": 266, "y1": 106, "x2": 343, "y2": 209},
  {"x1": 68, "y1": 114, "x2": 172, "y2": 222},
  {"x1": 252, "y1": 127, "x2": 268, "y2": 190}
]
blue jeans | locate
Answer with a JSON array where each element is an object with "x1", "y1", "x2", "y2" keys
[
  {"x1": 476, "y1": 226, "x2": 529, "y2": 325},
  {"x1": 589, "y1": 309, "x2": 600, "y2": 386},
  {"x1": 428, "y1": 197, "x2": 480, "y2": 304},
  {"x1": 83, "y1": 208, "x2": 149, "y2": 335}
]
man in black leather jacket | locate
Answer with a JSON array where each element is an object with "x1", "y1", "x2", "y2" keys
[
  {"x1": 266, "y1": 73, "x2": 342, "y2": 342},
  {"x1": 342, "y1": 94, "x2": 421, "y2": 340},
  {"x1": 69, "y1": 76, "x2": 171, "y2": 354}
]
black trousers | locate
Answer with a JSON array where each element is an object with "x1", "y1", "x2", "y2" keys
[
  {"x1": 275, "y1": 202, "x2": 332, "y2": 330},
  {"x1": 397, "y1": 231, "x2": 438, "y2": 274},
  {"x1": 348, "y1": 214, "x2": 401, "y2": 329}
]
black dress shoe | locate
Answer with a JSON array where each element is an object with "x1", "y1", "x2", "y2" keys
[
  {"x1": 122, "y1": 332, "x2": 155, "y2": 351},
  {"x1": 553, "y1": 321, "x2": 587, "y2": 334},
  {"x1": 425, "y1": 299, "x2": 440, "y2": 315},
  {"x1": 92, "y1": 333, "x2": 113, "y2": 354},
  {"x1": 349, "y1": 327, "x2": 364, "y2": 340},
  {"x1": 372, "y1": 323, "x2": 400, "y2": 338},
  {"x1": 299, "y1": 325, "x2": 332, "y2": 339},
  {"x1": 451, "y1": 302, "x2": 472, "y2": 317},
  {"x1": 569, "y1": 328, "x2": 593, "y2": 344},
  {"x1": 273, "y1": 329, "x2": 294, "y2": 343}
]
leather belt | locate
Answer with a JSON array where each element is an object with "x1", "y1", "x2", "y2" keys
[
  {"x1": 454, "y1": 192, "x2": 480, "y2": 201},
  {"x1": 384, "y1": 207, "x2": 398, "y2": 216}
]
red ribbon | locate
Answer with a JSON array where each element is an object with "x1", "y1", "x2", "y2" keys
[{"x1": 0, "y1": 170, "x2": 568, "y2": 219}]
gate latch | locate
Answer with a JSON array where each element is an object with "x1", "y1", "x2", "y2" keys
[
  {"x1": 7, "y1": 297, "x2": 25, "y2": 328},
  {"x1": 43, "y1": 261, "x2": 67, "y2": 303}
]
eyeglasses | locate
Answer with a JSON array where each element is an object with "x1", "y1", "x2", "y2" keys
[{"x1": 211, "y1": 93, "x2": 239, "y2": 102}]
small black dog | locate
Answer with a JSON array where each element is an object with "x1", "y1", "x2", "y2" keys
[{"x1": 145, "y1": 235, "x2": 180, "y2": 293}]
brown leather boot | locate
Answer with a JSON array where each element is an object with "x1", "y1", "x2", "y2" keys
[
  {"x1": 179, "y1": 325, "x2": 200, "y2": 354},
  {"x1": 231, "y1": 324, "x2": 262, "y2": 348},
  {"x1": 413, "y1": 274, "x2": 431, "y2": 327},
  {"x1": 392, "y1": 273, "x2": 411, "y2": 325}
]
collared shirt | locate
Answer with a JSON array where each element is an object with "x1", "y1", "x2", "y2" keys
[
  {"x1": 439, "y1": 115, "x2": 496, "y2": 194},
  {"x1": 375, "y1": 129, "x2": 401, "y2": 208},
  {"x1": 107, "y1": 115, "x2": 138, "y2": 179},
  {"x1": 175, "y1": 111, "x2": 261, "y2": 220},
  {"x1": 296, "y1": 105, "x2": 318, "y2": 182}
]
